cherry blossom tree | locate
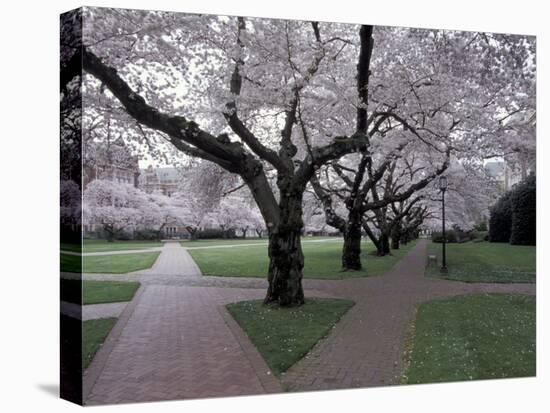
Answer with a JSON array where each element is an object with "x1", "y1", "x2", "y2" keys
[
  {"x1": 83, "y1": 179, "x2": 151, "y2": 241},
  {"x1": 61, "y1": 7, "x2": 535, "y2": 306},
  {"x1": 60, "y1": 179, "x2": 82, "y2": 229}
]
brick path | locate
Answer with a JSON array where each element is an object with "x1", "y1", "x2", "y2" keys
[
  {"x1": 82, "y1": 238, "x2": 535, "y2": 404},
  {"x1": 85, "y1": 286, "x2": 282, "y2": 404},
  {"x1": 281, "y1": 239, "x2": 535, "y2": 391},
  {"x1": 83, "y1": 242, "x2": 287, "y2": 404}
]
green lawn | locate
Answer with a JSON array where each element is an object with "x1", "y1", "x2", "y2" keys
[
  {"x1": 181, "y1": 236, "x2": 338, "y2": 248},
  {"x1": 61, "y1": 279, "x2": 140, "y2": 305},
  {"x1": 181, "y1": 238, "x2": 266, "y2": 247},
  {"x1": 83, "y1": 318, "x2": 117, "y2": 369},
  {"x1": 426, "y1": 241, "x2": 535, "y2": 283},
  {"x1": 403, "y1": 294, "x2": 536, "y2": 384},
  {"x1": 61, "y1": 240, "x2": 162, "y2": 253},
  {"x1": 61, "y1": 251, "x2": 160, "y2": 273},
  {"x1": 227, "y1": 298, "x2": 354, "y2": 376},
  {"x1": 188, "y1": 238, "x2": 417, "y2": 279}
]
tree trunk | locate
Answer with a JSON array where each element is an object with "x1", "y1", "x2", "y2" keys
[
  {"x1": 157, "y1": 223, "x2": 166, "y2": 242},
  {"x1": 362, "y1": 221, "x2": 381, "y2": 252},
  {"x1": 105, "y1": 225, "x2": 114, "y2": 242},
  {"x1": 391, "y1": 224, "x2": 401, "y2": 250},
  {"x1": 342, "y1": 211, "x2": 362, "y2": 270},
  {"x1": 391, "y1": 234, "x2": 400, "y2": 250},
  {"x1": 264, "y1": 192, "x2": 305, "y2": 307},
  {"x1": 187, "y1": 227, "x2": 198, "y2": 240},
  {"x1": 378, "y1": 232, "x2": 390, "y2": 256}
]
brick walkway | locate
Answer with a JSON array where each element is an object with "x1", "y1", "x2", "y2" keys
[
  {"x1": 281, "y1": 239, "x2": 535, "y2": 391},
  {"x1": 85, "y1": 286, "x2": 283, "y2": 404},
  {"x1": 82, "y1": 238, "x2": 535, "y2": 404},
  {"x1": 83, "y1": 242, "x2": 289, "y2": 404}
]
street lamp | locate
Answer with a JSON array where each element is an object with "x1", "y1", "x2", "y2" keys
[{"x1": 439, "y1": 175, "x2": 448, "y2": 273}]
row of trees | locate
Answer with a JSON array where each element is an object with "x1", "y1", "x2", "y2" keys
[
  {"x1": 77, "y1": 178, "x2": 266, "y2": 241},
  {"x1": 61, "y1": 9, "x2": 535, "y2": 305}
]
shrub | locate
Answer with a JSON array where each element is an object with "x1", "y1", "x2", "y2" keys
[
  {"x1": 472, "y1": 230, "x2": 488, "y2": 241},
  {"x1": 489, "y1": 191, "x2": 513, "y2": 242},
  {"x1": 134, "y1": 229, "x2": 161, "y2": 240},
  {"x1": 115, "y1": 230, "x2": 132, "y2": 241},
  {"x1": 432, "y1": 227, "x2": 473, "y2": 244},
  {"x1": 432, "y1": 230, "x2": 458, "y2": 243},
  {"x1": 510, "y1": 174, "x2": 536, "y2": 245},
  {"x1": 196, "y1": 228, "x2": 237, "y2": 239},
  {"x1": 474, "y1": 220, "x2": 488, "y2": 232}
]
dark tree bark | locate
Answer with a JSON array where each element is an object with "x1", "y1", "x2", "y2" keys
[
  {"x1": 186, "y1": 226, "x2": 198, "y2": 240},
  {"x1": 342, "y1": 210, "x2": 363, "y2": 270},
  {"x1": 391, "y1": 223, "x2": 401, "y2": 250},
  {"x1": 379, "y1": 232, "x2": 391, "y2": 256},
  {"x1": 103, "y1": 224, "x2": 115, "y2": 242},
  {"x1": 264, "y1": 190, "x2": 305, "y2": 306},
  {"x1": 157, "y1": 223, "x2": 166, "y2": 241}
]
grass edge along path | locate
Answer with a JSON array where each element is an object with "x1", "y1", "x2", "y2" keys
[
  {"x1": 61, "y1": 251, "x2": 160, "y2": 274},
  {"x1": 402, "y1": 293, "x2": 536, "y2": 384},
  {"x1": 61, "y1": 279, "x2": 141, "y2": 305},
  {"x1": 226, "y1": 298, "x2": 355, "y2": 376},
  {"x1": 83, "y1": 317, "x2": 118, "y2": 369},
  {"x1": 425, "y1": 241, "x2": 535, "y2": 283},
  {"x1": 62, "y1": 240, "x2": 163, "y2": 253}
]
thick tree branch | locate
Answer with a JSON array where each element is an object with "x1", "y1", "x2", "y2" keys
[
  {"x1": 310, "y1": 173, "x2": 347, "y2": 231},
  {"x1": 224, "y1": 17, "x2": 287, "y2": 172},
  {"x1": 356, "y1": 25, "x2": 374, "y2": 134},
  {"x1": 82, "y1": 47, "x2": 245, "y2": 168}
]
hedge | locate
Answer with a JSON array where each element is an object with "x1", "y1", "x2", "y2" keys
[
  {"x1": 431, "y1": 228, "x2": 472, "y2": 243},
  {"x1": 510, "y1": 174, "x2": 536, "y2": 245},
  {"x1": 489, "y1": 191, "x2": 513, "y2": 242}
]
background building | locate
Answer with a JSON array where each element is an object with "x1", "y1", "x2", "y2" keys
[
  {"x1": 139, "y1": 166, "x2": 181, "y2": 196},
  {"x1": 83, "y1": 138, "x2": 140, "y2": 188},
  {"x1": 485, "y1": 160, "x2": 534, "y2": 193}
]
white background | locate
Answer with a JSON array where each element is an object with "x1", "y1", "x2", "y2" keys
[{"x1": 0, "y1": 0, "x2": 547, "y2": 411}]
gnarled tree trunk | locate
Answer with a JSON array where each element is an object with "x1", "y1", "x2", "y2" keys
[
  {"x1": 342, "y1": 211, "x2": 363, "y2": 270},
  {"x1": 378, "y1": 232, "x2": 391, "y2": 256},
  {"x1": 391, "y1": 223, "x2": 401, "y2": 250},
  {"x1": 264, "y1": 191, "x2": 305, "y2": 306}
]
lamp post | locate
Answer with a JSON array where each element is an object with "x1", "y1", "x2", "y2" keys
[{"x1": 439, "y1": 175, "x2": 448, "y2": 273}]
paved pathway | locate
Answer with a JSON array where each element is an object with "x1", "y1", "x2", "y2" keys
[
  {"x1": 82, "y1": 238, "x2": 535, "y2": 404},
  {"x1": 85, "y1": 286, "x2": 282, "y2": 404},
  {"x1": 84, "y1": 241, "x2": 309, "y2": 404},
  {"x1": 281, "y1": 239, "x2": 535, "y2": 391},
  {"x1": 81, "y1": 240, "x2": 267, "y2": 288}
]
